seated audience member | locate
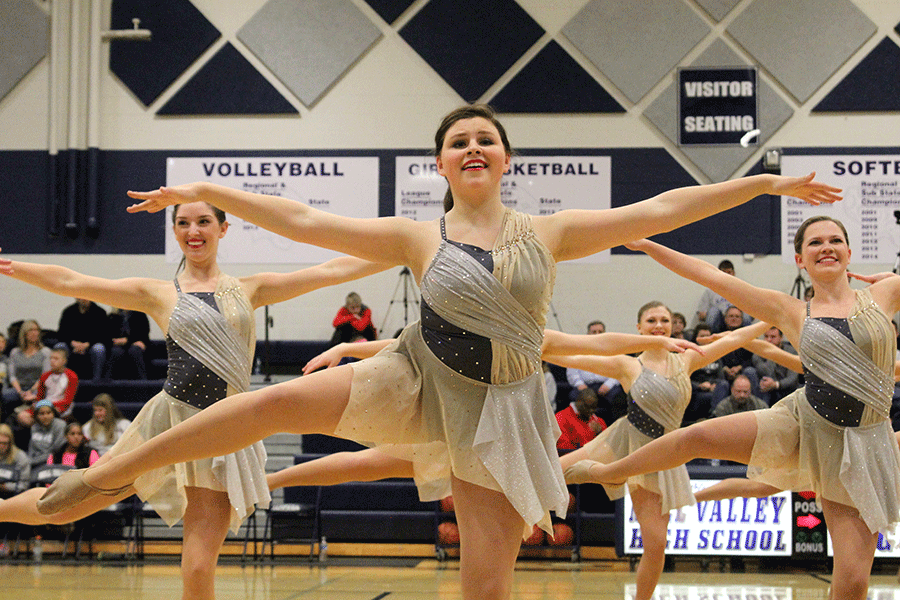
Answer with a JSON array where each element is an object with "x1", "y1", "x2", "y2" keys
[
  {"x1": 56, "y1": 298, "x2": 109, "y2": 381},
  {"x1": 565, "y1": 320, "x2": 626, "y2": 425},
  {"x1": 2, "y1": 319, "x2": 51, "y2": 420},
  {"x1": 48, "y1": 422, "x2": 99, "y2": 469},
  {"x1": 671, "y1": 312, "x2": 687, "y2": 339},
  {"x1": 330, "y1": 291, "x2": 377, "y2": 346},
  {"x1": 0, "y1": 333, "x2": 9, "y2": 416},
  {"x1": 35, "y1": 347, "x2": 78, "y2": 420},
  {"x1": 104, "y1": 308, "x2": 150, "y2": 380},
  {"x1": 556, "y1": 387, "x2": 606, "y2": 452},
  {"x1": 542, "y1": 361, "x2": 557, "y2": 410},
  {"x1": 26, "y1": 399, "x2": 65, "y2": 468},
  {"x1": 751, "y1": 326, "x2": 799, "y2": 405},
  {"x1": 695, "y1": 260, "x2": 753, "y2": 332},
  {"x1": 82, "y1": 393, "x2": 131, "y2": 456},
  {"x1": 683, "y1": 323, "x2": 726, "y2": 425},
  {"x1": 718, "y1": 306, "x2": 759, "y2": 392},
  {"x1": 711, "y1": 374, "x2": 768, "y2": 417},
  {"x1": 0, "y1": 423, "x2": 29, "y2": 498}
]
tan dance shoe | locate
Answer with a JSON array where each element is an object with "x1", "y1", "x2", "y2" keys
[
  {"x1": 36, "y1": 469, "x2": 132, "y2": 515},
  {"x1": 563, "y1": 460, "x2": 626, "y2": 486}
]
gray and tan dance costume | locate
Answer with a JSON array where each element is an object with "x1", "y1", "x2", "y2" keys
[
  {"x1": 106, "y1": 275, "x2": 269, "y2": 533},
  {"x1": 334, "y1": 209, "x2": 568, "y2": 536},
  {"x1": 581, "y1": 353, "x2": 696, "y2": 514},
  {"x1": 748, "y1": 288, "x2": 900, "y2": 533}
]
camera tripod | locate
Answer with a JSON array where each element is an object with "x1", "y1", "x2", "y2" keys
[{"x1": 381, "y1": 267, "x2": 420, "y2": 335}]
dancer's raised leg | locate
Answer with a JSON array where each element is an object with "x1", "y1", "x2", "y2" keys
[
  {"x1": 180, "y1": 487, "x2": 232, "y2": 600},
  {"x1": 452, "y1": 475, "x2": 524, "y2": 600},
  {"x1": 267, "y1": 449, "x2": 413, "y2": 490},
  {"x1": 39, "y1": 366, "x2": 355, "y2": 513},
  {"x1": 694, "y1": 478, "x2": 781, "y2": 503},
  {"x1": 588, "y1": 412, "x2": 759, "y2": 485}
]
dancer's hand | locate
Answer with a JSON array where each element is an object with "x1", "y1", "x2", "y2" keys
[
  {"x1": 770, "y1": 172, "x2": 842, "y2": 206},
  {"x1": 302, "y1": 344, "x2": 348, "y2": 374},
  {"x1": 661, "y1": 337, "x2": 705, "y2": 355},
  {"x1": 0, "y1": 248, "x2": 12, "y2": 275},
  {"x1": 624, "y1": 239, "x2": 653, "y2": 252},
  {"x1": 848, "y1": 271, "x2": 898, "y2": 285},
  {"x1": 126, "y1": 184, "x2": 202, "y2": 213}
]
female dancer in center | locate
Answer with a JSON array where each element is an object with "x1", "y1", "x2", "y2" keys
[
  {"x1": 0, "y1": 201, "x2": 387, "y2": 600},
  {"x1": 566, "y1": 219, "x2": 900, "y2": 600},
  {"x1": 35, "y1": 104, "x2": 838, "y2": 600},
  {"x1": 549, "y1": 302, "x2": 768, "y2": 600}
]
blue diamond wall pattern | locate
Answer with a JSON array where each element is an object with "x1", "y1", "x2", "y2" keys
[
  {"x1": 400, "y1": 0, "x2": 544, "y2": 102},
  {"x1": 157, "y1": 43, "x2": 297, "y2": 115},
  {"x1": 110, "y1": 0, "x2": 220, "y2": 106},
  {"x1": 490, "y1": 41, "x2": 624, "y2": 114},
  {"x1": 814, "y1": 38, "x2": 900, "y2": 112},
  {"x1": 363, "y1": 0, "x2": 416, "y2": 24}
]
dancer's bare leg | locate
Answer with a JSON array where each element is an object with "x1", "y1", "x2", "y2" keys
[
  {"x1": 180, "y1": 487, "x2": 231, "y2": 600},
  {"x1": 822, "y1": 498, "x2": 876, "y2": 600},
  {"x1": 74, "y1": 366, "x2": 355, "y2": 492},
  {"x1": 694, "y1": 479, "x2": 782, "y2": 503},
  {"x1": 267, "y1": 449, "x2": 414, "y2": 490},
  {"x1": 630, "y1": 487, "x2": 669, "y2": 600},
  {"x1": 588, "y1": 413, "x2": 759, "y2": 485},
  {"x1": 452, "y1": 476, "x2": 524, "y2": 600}
]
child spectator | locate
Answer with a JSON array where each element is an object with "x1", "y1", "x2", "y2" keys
[
  {"x1": 27, "y1": 399, "x2": 65, "y2": 468},
  {"x1": 35, "y1": 347, "x2": 79, "y2": 420},
  {"x1": 82, "y1": 393, "x2": 131, "y2": 456},
  {"x1": 330, "y1": 291, "x2": 377, "y2": 346},
  {"x1": 0, "y1": 423, "x2": 29, "y2": 497},
  {"x1": 48, "y1": 422, "x2": 99, "y2": 469}
]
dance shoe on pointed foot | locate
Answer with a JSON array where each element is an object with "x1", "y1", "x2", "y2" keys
[
  {"x1": 563, "y1": 460, "x2": 626, "y2": 486},
  {"x1": 36, "y1": 469, "x2": 132, "y2": 515}
]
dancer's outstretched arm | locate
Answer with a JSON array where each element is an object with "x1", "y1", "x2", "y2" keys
[
  {"x1": 680, "y1": 320, "x2": 770, "y2": 374},
  {"x1": 245, "y1": 257, "x2": 391, "y2": 308},
  {"x1": 127, "y1": 184, "x2": 420, "y2": 269},
  {"x1": 538, "y1": 173, "x2": 840, "y2": 262},
  {"x1": 626, "y1": 239, "x2": 804, "y2": 343},
  {"x1": 541, "y1": 329, "x2": 701, "y2": 357},
  {"x1": 302, "y1": 340, "x2": 393, "y2": 374}
]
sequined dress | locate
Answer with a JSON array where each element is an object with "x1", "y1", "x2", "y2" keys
[
  {"x1": 334, "y1": 209, "x2": 569, "y2": 536},
  {"x1": 105, "y1": 275, "x2": 269, "y2": 533},
  {"x1": 748, "y1": 289, "x2": 900, "y2": 533},
  {"x1": 581, "y1": 353, "x2": 696, "y2": 513}
]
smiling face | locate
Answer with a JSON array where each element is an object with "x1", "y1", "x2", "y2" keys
[
  {"x1": 172, "y1": 202, "x2": 228, "y2": 264},
  {"x1": 795, "y1": 219, "x2": 850, "y2": 281},
  {"x1": 637, "y1": 305, "x2": 672, "y2": 337},
  {"x1": 436, "y1": 117, "x2": 511, "y2": 201},
  {"x1": 93, "y1": 405, "x2": 107, "y2": 423}
]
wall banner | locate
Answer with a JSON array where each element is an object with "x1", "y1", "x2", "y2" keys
[{"x1": 678, "y1": 67, "x2": 758, "y2": 146}]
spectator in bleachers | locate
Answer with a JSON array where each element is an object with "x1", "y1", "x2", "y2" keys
[
  {"x1": 555, "y1": 387, "x2": 606, "y2": 452},
  {"x1": 48, "y1": 422, "x2": 99, "y2": 469},
  {"x1": 695, "y1": 259, "x2": 753, "y2": 332},
  {"x1": 542, "y1": 361, "x2": 557, "y2": 410},
  {"x1": 56, "y1": 298, "x2": 109, "y2": 381},
  {"x1": 330, "y1": 291, "x2": 378, "y2": 346},
  {"x1": 27, "y1": 399, "x2": 65, "y2": 469},
  {"x1": 718, "y1": 306, "x2": 759, "y2": 392},
  {"x1": 0, "y1": 333, "x2": 10, "y2": 412},
  {"x1": 82, "y1": 393, "x2": 131, "y2": 456},
  {"x1": 35, "y1": 347, "x2": 78, "y2": 420},
  {"x1": 683, "y1": 323, "x2": 725, "y2": 425},
  {"x1": 566, "y1": 319, "x2": 626, "y2": 426},
  {"x1": 671, "y1": 312, "x2": 687, "y2": 339},
  {"x1": 104, "y1": 308, "x2": 150, "y2": 380},
  {"x1": 2, "y1": 319, "x2": 50, "y2": 420},
  {"x1": 711, "y1": 374, "x2": 768, "y2": 417},
  {"x1": 0, "y1": 423, "x2": 29, "y2": 498},
  {"x1": 750, "y1": 326, "x2": 799, "y2": 406}
]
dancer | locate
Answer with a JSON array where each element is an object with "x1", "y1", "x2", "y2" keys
[
  {"x1": 265, "y1": 327, "x2": 705, "y2": 491},
  {"x1": 0, "y1": 201, "x2": 386, "y2": 600},
  {"x1": 549, "y1": 303, "x2": 768, "y2": 600},
  {"x1": 567, "y1": 220, "x2": 899, "y2": 600},
  {"x1": 36, "y1": 104, "x2": 838, "y2": 600}
]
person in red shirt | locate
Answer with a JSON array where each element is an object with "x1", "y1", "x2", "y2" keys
[
  {"x1": 556, "y1": 387, "x2": 606, "y2": 451},
  {"x1": 330, "y1": 291, "x2": 377, "y2": 346},
  {"x1": 36, "y1": 348, "x2": 79, "y2": 420}
]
